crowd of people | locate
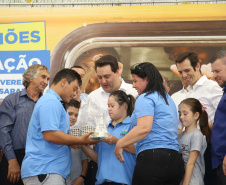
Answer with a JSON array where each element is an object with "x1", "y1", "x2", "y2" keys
[{"x1": 0, "y1": 50, "x2": 226, "y2": 185}]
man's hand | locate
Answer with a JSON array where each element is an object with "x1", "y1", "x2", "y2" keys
[
  {"x1": 223, "y1": 155, "x2": 226, "y2": 175},
  {"x1": 7, "y1": 158, "x2": 21, "y2": 183},
  {"x1": 80, "y1": 132, "x2": 99, "y2": 145},
  {"x1": 93, "y1": 54, "x2": 103, "y2": 63},
  {"x1": 118, "y1": 62, "x2": 123, "y2": 77}
]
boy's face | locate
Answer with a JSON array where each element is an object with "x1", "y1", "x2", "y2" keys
[{"x1": 67, "y1": 106, "x2": 79, "y2": 126}]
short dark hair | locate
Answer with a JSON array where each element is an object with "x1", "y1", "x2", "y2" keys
[
  {"x1": 52, "y1": 68, "x2": 82, "y2": 85},
  {"x1": 95, "y1": 55, "x2": 119, "y2": 73},
  {"x1": 131, "y1": 62, "x2": 168, "y2": 105},
  {"x1": 210, "y1": 50, "x2": 226, "y2": 64},
  {"x1": 70, "y1": 65, "x2": 86, "y2": 72},
  {"x1": 175, "y1": 52, "x2": 200, "y2": 71},
  {"x1": 65, "y1": 99, "x2": 80, "y2": 110}
]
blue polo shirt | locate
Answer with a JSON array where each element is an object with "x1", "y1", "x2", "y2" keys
[
  {"x1": 131, "y1": 91, "x2": 179, "y2": 156},
  {"x1": 211, "y1": 86, "x2": 226, "y2": 169},
  {"x1": 94, "y1": 116, "x2": 136, "y2": 185},
  {"x1": 21, "y1": 89, "x2": 71, "y2": 179}
]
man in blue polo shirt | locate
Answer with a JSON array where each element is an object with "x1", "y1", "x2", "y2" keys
[
  {"x1": 211, "y1": 50, "x2": 226, "y2": 185},
  {"x1": 21, "y1": 69, "x2": 98, "y2": 185}
]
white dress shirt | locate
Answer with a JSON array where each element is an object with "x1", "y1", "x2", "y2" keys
[
  {"x1": 76, "y1": 79, "x2": 138, "y2": 128},
  {"x1": 171, "y1": 75, "x2": 223, "y2": 129}
]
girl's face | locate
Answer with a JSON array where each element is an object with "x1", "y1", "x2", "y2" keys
[
  {"x1": 132, "y1": 74, "x2": 148, "y2": 95},
  {"x1": 178, "y1": 103, "x2": 199, "y2": 129},
  {"x1": 68, "y1": 106, "x2": 79, "y2": 126},
  {"x1": 108, "y1": 96, "x2": 126, "y2": 121}
]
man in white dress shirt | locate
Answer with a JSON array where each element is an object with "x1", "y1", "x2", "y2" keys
[
  {"x1": 171, "y1": 51, "x2": 222, "y2": 185},
  {"x1": 171, "y1": 51, "x2": 222, "y2": 130},
  {"x1": 77, "y1": 55, "x2": 138, "y2": 128}
]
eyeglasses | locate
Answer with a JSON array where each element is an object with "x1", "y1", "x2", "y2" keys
[{"x1": 131, "y1": 63, "x2": 146, "y2": 74}]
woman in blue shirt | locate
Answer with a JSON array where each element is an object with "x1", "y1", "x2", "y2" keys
[
  {"x1": 82, "y1": 90, "x2": 136, "y2": 185},
  {"x1": 115, "y1": 62, "x2": 184, "y2": 185}
]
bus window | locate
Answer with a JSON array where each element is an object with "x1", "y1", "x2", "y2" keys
[{"x1": 50, "y1": 21, "x2": 226, "y2": 94}]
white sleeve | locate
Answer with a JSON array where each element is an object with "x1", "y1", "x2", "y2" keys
[{"x1": 209, "y1": 83, "x2": 223, "y2": 110}]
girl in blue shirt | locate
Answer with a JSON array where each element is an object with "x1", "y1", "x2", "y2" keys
[
  {"x1": 82, "y1": 90, "x2": 136, "y2": 185},
  {"x1": 115, "y1": 62, "x2": 184, "y2": 185}
]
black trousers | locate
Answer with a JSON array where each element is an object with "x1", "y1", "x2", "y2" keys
[
  {"x1": 101, "y1": 182, "x2": 126, "y2": 185},
  {"x1": 204, "y1": 143, "x2": 217, "y2": 185},
  {"x1": 132, "y1": 148, "x2": 184, "y2": 185},
  {"x1": 85, "y1": 160, "x2": 97, "y2": 185},
  {"x1": 0, "y1": 149, "x2": 25, "y2": 185},
  {"x1": 216, "y1": 161, "x2": 226, "y2": 185}
]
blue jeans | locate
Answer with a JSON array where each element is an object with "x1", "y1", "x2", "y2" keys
[
  {"x1": 22, "y1": 174, "x2": 66, "y2": 185},
  {"x1": 132, "y1": 148, "x2": 184, "y2": 185}
]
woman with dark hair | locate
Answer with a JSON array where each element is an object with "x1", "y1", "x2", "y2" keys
[{"x1": 114, "y1": 62, "x2": 184, "y2": 185}]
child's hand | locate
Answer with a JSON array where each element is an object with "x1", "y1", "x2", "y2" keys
[
  {"x1": 101, "y1": 134, "x2": 119, "y2": 145},
  {"x1": 72, "y1": 176, "x2": 84, "y2": 185}
]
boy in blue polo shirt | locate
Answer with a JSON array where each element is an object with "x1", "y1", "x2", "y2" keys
[{"x1": 21, "y1": 69, "x2": 98, "y2": 185}]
